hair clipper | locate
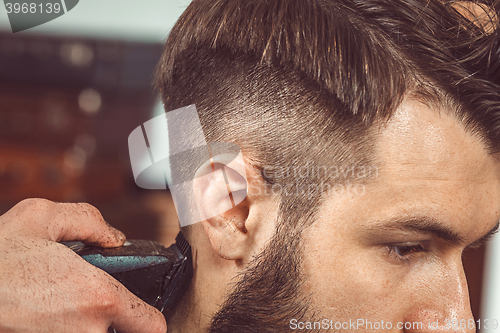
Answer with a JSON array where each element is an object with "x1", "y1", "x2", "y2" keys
[{"x1": 64, "y1": 232, "x2": 193, "y2": 332}]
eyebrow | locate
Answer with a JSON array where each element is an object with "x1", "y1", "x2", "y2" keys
[{"x1": 366, "y1": 216, "x2": 500, "y2": 247}]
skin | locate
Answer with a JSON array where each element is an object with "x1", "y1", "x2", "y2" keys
[
  {"x1": 301, "y1": 99, "x2": 500, "y2": 332},
  {"x1": 0, "y1": 199, "x2": 167, "y2": 333},
  {"x1": 168, "y1": 98, "x2": 500, "y2": 332},
  {"x1": 1, "y1": 98, "x2": 499, "y2": 332}
]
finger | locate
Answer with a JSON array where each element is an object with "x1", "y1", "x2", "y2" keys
[
  {"x1": 49, "y1": 202, "x2": 126, "y2": 247},
  {"x1": 11, "y1": 199, "x2": 126, "y2": 247},
  {"x1": 109, "y1": 281, "x2": 167, "y2": 333}
]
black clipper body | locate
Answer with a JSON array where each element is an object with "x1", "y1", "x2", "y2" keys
[{"x1": 65, "y1": 232, "x2": 193, "y2": 317}]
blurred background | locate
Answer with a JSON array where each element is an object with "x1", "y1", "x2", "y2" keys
[
  {"x1": 0, "y1": 0, "x2": 498, "y2": 327},
  {"x1": 0, "y1": 0, "x2": 189, "y2": 245}
]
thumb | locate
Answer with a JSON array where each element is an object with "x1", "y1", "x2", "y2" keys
[{"x1": 8, "y1": 199, "x2": 126, "y2": 247}]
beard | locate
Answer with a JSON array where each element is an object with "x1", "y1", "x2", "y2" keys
[{"x1": 208, "y1": 226, "x2": 315, "y2": 333}]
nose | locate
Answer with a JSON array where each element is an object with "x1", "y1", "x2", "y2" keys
[{"x1": 403, "y1": 256, "x2": 475, "y2": 333}]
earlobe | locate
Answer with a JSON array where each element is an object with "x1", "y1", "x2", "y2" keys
[{"x1": 192, "y1": 153, "x2": 250, "y2": 260}]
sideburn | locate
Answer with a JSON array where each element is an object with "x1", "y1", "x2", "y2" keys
[{"x1": 208, "y1": 226, "x2": 311, "y2": 332}]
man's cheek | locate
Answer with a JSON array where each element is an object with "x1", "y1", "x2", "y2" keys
[{"x1": 302, "y1": 249, "x2": 405, "y2": 323}]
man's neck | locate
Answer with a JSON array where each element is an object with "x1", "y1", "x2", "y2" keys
[{"x1": 167, "y1": 284, "x2": 209, "y2": 333}]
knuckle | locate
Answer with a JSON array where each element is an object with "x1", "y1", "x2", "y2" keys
[
  {"x1": 16, "y1": 198, "x2": 55, "y2": 213},
  {"x1": 82, "y1": 275, "x2": 119, "y2": 315},
  {"x1": 1, "y1": 198, "x2": 57, "y2": 235},
  {"x1": 94, "y1": 288, "x2": 117, "y2": 312},
  {"x1": 76, "y1": 202, "x2": 104, "y2": 222}
]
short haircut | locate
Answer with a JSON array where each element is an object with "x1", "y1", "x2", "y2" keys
[{"x1": 155, "y1": 0, "x2": 500, "y2": 231}]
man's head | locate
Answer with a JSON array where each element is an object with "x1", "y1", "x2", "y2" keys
[{"x1": 155, "y1": 0, "x2": 500, "y2": 331}]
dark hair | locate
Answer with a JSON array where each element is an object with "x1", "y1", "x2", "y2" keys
[
  {"x1": 155, "y1": 1, "x2": 500, "y2": 330},
  {"x1": 156, "y1": 0, "x2": 500, "y2": 231}
]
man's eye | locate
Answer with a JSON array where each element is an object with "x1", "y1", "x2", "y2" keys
[{"x1": 387, "y1": 243, "x2": 428, "y2": 264}]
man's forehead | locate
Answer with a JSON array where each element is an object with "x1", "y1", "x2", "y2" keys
[
  {"x1": 373, "y1": 98, "x2": 496, "y2": 182},
  {"x1": 317, "y1": 97, "x2": 500, "y2": 243}
]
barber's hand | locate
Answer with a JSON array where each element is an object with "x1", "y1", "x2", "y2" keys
[{"x1": 0, "y1": 198, "x2": 167, "y2": 333}]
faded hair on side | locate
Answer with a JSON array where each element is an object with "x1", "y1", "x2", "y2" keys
[
  {"x1": 155, "y1": 0, "x2": 500, "y2": 230},
  {"x1": 155, "y1": 1, "x2": 500, "y2": 330}
]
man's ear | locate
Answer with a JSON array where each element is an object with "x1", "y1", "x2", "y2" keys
[{"x1": 192, "y1": 153, "x2": 250, "y2": 261}]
